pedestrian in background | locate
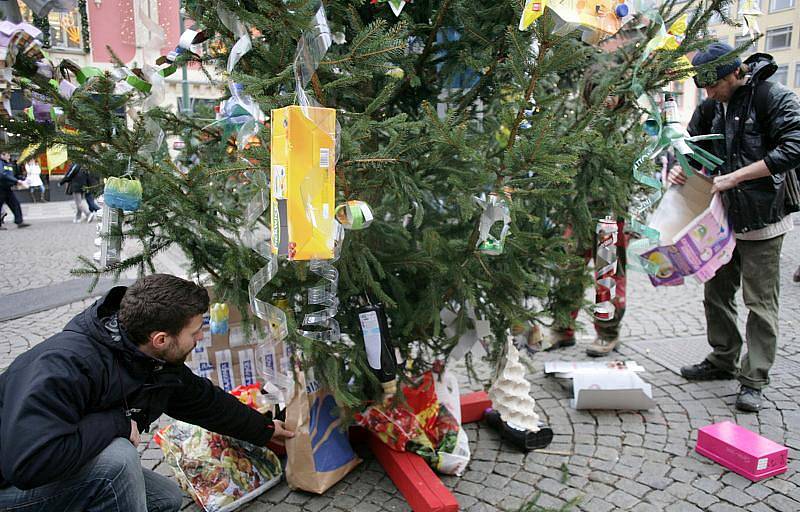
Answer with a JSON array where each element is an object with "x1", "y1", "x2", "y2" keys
[
  {"x1": 23, "y1": 159, "x2": 45, "y2": 203},
  {"x1": 59, "y1": 162, "x2": 94, "y2": 223},
  {"x1": 0, "y1": 151, "x2": 30, "y2": 229}
]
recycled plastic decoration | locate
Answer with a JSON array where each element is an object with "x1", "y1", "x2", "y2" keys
[
  {"x1": 738, "y1": 0, "x2": 762, "y2": 37},
  {"x1": 371, "y1": 0, "x2": 407, "y2": 17},
  {"x1": 626, "y1": 9, "x2": 724, "y2": 274},
  {"x1": 520, "y1": 0, "x2": 633, "y2": 44},
  {"x1": 594, "y1": 216, "x2": 618, "y2": 321},
  {"x1": 335, "y1": 200, "x2": 374, "y2": 230},
  {"x1": 217, "y1": 2, "x2": 252, "y2": 73},
  {"x1": 519, "y1": 0, "x2": 547, "y2": 30},
  {"x1": 474, "y1": 193, "x2": 511, "y2": 256}
]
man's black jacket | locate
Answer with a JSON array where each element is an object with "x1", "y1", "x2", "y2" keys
[
  {"x1": 0, "y1": 287, "x2": 274, "y2": 490},
  {"x1": 688, "y1": 53, "x2": 800, "y2": 233}
]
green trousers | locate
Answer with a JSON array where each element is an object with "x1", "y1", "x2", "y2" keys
[{"x1": 704, "y1": 235, "x2": 785, "y2": 390}]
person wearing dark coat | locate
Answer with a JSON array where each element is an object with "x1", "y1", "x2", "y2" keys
[
  {"x1": 0, "y1": 274, "x2": 294, "y2": 511},
  {"x1": 59, "y1": 162, "x2": 95, "y2": 222},
  {"x1": 669, "y1": 44, "x2": 800, "y2": 412},
  {"x1": 0, "y1": 151, "x2": 30, "y2": 229}
]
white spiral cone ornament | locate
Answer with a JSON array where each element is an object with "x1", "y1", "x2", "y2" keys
[{"x1": 488, "y1": 339, "x2": 541, "y2": 432}]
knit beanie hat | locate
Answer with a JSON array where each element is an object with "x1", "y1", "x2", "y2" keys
[{"x1": 692, "y1": 42, "x2": 742, "y2": 87}]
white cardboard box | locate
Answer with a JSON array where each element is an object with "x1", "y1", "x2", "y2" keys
[{"x1": 571, "y1": 371, "x2": 655, "y2": 410}]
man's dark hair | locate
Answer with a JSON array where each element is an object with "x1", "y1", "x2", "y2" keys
[{"x1": 119, "y1": 274, "x2": 209, "y2": 345}]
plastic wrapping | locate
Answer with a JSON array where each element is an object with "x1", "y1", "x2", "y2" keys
[
  {"x1": 355, "y1": 372, "x2": 466, "y2": 474},
  {"x1": 217, "y1": 3, "x2": 252, "y2": 74},
  {"x1": 155, "y1": 422, "x2": 282, "y2": 512}
]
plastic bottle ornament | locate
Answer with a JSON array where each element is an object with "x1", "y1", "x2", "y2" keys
[
  {"x1": 335, "y1": 200, "x2": 374, "y2": 230},
  {"x1": 475, "y1": 193, "x2": 511, "y2": 256},
  {"x1": 209, "y1": 303, "x2": 230, "y2": 335},
  {"x1": 99, "y1": 204, "x2": 123, "y2": 267},
  {"x1": 103, "y1": 177, "x2": 143, "y2": 212}
]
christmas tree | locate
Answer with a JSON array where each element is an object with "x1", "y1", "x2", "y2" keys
[{"x1": 1, "y1": 0, "x2": 731, "y2": 406}]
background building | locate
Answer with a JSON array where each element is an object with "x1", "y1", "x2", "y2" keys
[
  {"x1": 5, "y1": 0, "x2": 222, "y2": 202},
  {"x1": 674, "y1": 0, "x2": 800, "y2": 123},
  {"x1": 10, "y1": 0, "x2": 220, "y2": 116}
]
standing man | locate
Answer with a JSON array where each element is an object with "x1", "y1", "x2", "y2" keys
[
  {"x1": 669, "y1": 44, "x2": 800, "y2": 412},
  {"x1": 0, "y1": 151, "x2": 30, "y2": 229},
  {"x1": 0, "y1": 273, "x2": 294, "y2": 511}
]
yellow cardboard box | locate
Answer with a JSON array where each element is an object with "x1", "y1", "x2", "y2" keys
[{"x1": 270, "y1": 106, "x2": 336, "y2": 261}]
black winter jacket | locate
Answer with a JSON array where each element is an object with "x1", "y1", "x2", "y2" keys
[
  {"x1": 688, "y1": 53, "x2": 800, "y2": 233},
  {"x1": 0, "y1": 287, "x2": 274, "y2": 490},
  {"x1": 59, "y1": 163, "x2": 94, "y2": 195}
]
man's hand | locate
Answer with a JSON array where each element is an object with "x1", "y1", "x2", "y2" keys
[
  {"x1": 711, "y1": 173, "x2": 740, "y2": 194},
  {"x1": 271, "y1": 420, "x2": 295, "y2": 441},
  {"x1": 667, "y1": 164, "x2": 687, "y2": 186},
  {"x1": 129, "y1": 419, "x2": 140, "y2": 447}
]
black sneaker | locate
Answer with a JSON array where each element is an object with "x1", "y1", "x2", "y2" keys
[
  {"x1": 680, "y1": 360, "x2": 735, "y2": 381},
  {"x1": 735, "y1": 386, "x2": 762, "y2": 413},
  {"x1": 794, "y1": 265, "x2": 800, "y2": 283},
  {"x1": 16, "y1": 223, "x2": 30, "y2": 229}
]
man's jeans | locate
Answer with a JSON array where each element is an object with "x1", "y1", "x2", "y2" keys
[
  {"x1": 0, "y1": 438, "x2": 183, "y2": 512},
  {"x1": 704, "y1": 235, "x2": 784, "y2": 390}
]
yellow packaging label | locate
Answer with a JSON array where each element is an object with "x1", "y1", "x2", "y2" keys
[{"x1": 270, "y1": 106, "x2": 336, "y2": 261}]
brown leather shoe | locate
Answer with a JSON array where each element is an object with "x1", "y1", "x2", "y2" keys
[{"x1": 586, "y1": 337, "x2": 619, "y2": 357}]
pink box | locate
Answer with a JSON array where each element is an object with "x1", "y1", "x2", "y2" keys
[{"x1": 696, "y1": 421, "x2": 788, "y2": 481}]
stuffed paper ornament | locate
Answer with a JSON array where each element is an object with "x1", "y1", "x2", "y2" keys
[
  {"x1": 486, "y1": 339, "x2": 553, "y2": 451},
  {"x1": 210, "y1": 303, "x2": 230, "y2": 335},
  {"x1": 104, "y1": 177, "x2": 142, "y2": 211}
]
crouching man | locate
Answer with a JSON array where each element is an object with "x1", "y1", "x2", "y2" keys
[{"x1": 0, "y1": 273, "x2": 293, "y2": 511}]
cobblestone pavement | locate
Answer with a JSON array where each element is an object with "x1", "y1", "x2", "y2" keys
[{"x1": 1, "y1": 209, "x2": 799, "y2": 512}]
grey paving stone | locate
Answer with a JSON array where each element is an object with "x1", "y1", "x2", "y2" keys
[
  {"x1": 606, "y1": 489, "x2": 640, "y2": 509},
  {"x1": 688, "y1": 489, "x2": 721, "y2": 509},
  {"x1": 765, "y1": 494, "x2": 800, "y2": 511}
]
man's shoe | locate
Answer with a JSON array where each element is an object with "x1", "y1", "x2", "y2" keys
[
  {"x1": 735, "y1": 386, "x2": 762, "y2": 413},
  {"x1": 794, "y1": 265, "x2": 800, "y2": 283},
  {"x1": 680, "y1": 360, "x2": 735, "y2": 381},
  {"x1": 586, "y1": 337, "x2": 619, "y2": 357},
  {"x1": 16, "y1": 223, "x2": 30, "y2": 229},
  {"x1": 86, "y1": 211, "x2": 97, "y2": 223}
]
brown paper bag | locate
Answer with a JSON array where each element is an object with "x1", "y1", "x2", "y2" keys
[{"x1": 285, "y1": 368, "x2": 361, "y2": 493}]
